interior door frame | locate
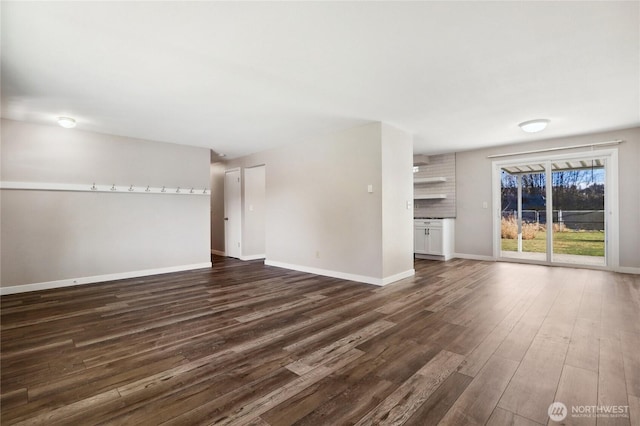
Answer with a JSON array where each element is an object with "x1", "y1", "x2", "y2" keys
[{"x1": 491, "y1": 148, "x2": 619, "y2": 269}]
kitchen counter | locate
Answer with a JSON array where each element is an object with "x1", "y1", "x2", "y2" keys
[{"x1": 414, "y1": 217, "x2": 455, "y2": 219}]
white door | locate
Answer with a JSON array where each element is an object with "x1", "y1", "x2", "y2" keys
[{"x1": 224, "y1": 169, "x2": 242, "y2": 258}]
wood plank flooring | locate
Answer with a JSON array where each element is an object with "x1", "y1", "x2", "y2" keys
[{"x1": 1, "y1": 257, "x2": 639, "y2": 425}]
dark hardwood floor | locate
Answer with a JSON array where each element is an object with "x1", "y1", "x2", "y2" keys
[{"x1": 1, "y1": 257, "x2": 639, "y2": 425}]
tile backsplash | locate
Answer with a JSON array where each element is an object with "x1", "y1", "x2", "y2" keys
[{"x1": 414, "y1": 153, "x2": 456, "y2": 218}]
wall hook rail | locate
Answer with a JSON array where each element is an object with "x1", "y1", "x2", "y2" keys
[{"x1": 0, "y1": 181, "x2": 210, "y2": 196}]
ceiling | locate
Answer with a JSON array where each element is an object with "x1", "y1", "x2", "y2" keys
[{"x1": 2, "y1": 2, "x2": 638, "y2": 159}]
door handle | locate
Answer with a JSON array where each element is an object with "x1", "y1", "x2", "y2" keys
[{"x1": 224, "y1": 218, "x2": 229, "y2": 221}]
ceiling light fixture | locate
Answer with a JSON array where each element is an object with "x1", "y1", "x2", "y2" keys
[
  {"x1": 519, "y1": 119, "x2": 549, "y2": 133},
  {"x1": 57, "y1": 117, "x2": 76, "y2": 128}
]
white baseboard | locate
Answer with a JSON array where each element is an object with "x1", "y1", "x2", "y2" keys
[
  {"x1": 415, "y1": 253, "x2": 456, "y2": 261},
  {"x1": 211, "y1": 249, "x2": 226, "y2": 256},
  {"x1": 614, "y1": 266, "x2": 640, "y2": 275},
  {"x1": 264, "y1": 260, "x2": 414, "y2": 286},
  {"x1": 240, "y1": 254, "x2": 266, "y2": 261},
  {"x1": 453, "y1": 253, "x2": 496, "y2": 262},
  {"x1": 380, "y1": 269, "x2": 416, "y2": 286},
  {"x1": 0, "y1": 262, "x2": 213, "y2": 295}
]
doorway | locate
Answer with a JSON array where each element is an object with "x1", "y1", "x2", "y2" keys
[
  {"x1": 224, "y1": 168, "x2": 242, "y2": 259},
  {"x1": 493, "y1": 149, "x2": 618, "y2": 268}
]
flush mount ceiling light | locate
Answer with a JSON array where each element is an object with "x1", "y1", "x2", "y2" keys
[
  {"x1": 519, "y1": 119, "x2": 549, "y2": 133},
  {"x1": 57, "y1": 117, "x2": 76, "y2": 128}
]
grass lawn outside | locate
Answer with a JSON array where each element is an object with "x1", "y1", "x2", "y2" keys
[{"x1": 501, "y1": 230, "x2": 604, "y2": 257}]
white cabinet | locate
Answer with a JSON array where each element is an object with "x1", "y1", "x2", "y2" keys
[
  {"x1": 427, "y1": 226, "x2": 444, "y2": 254},
  {"x1": 414, "y1": 219, "x2": 454, "y2": 260},
  {"x1": 414, "y1": 226, "x2": 428, "y2": 253}
]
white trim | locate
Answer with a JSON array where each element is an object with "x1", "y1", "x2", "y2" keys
[
  {"x1": 604, "y1": 151, "x2": 620, "y2": 268},
  {"x1": 453, "y1": 253, "x2": 496, "y2": 262},
  {"x1": 245, "y1": 164, "x2": 267, "y2": 169},
  {"x1": 240, "y1": 254, "x2": 266, "y2": 261},
  {"x1": 487, "y1": 140, "x2": 622, "y2": 158},
  {"x1": 545, "y1": 160, "x2": 553, "y2": 262},
  {"x1": 380, "y1": 269, "x2": 415, "y2": 285},
  {"x1": 264, "y1": 260, "x2": 414, "y2": 286},
  {"x1": 0, "y1": 262, "x2": 212, "y2": 295},
  {"x1": 211, "y1": 249, "x2": 226, "y2": 256},
  {"x1": 415, "y1": 254, "x2": 456, "y2": 261},
  {"x1": 0, "y1": 181, "x2": 209, "y2": 196},
  {"x1": 615, "y1": 266, "x2": 640, "y2": 275}
]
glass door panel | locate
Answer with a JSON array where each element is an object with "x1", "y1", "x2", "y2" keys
[
  {"x1": 500, "y1": 164, "x2": 547, "y2": 261},
  {"x1": 550, "y1": 159, "x2": 606, "y2": 266}
]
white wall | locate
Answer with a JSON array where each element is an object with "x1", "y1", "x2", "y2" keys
[
  {"x1": 1, "y1": 119, "x2": 212, "y2": 291},
  {"x1": 243, "y1": 165, "x2": 266, "y2": 257},
  {"x1": 381, "y1": 123, "x2": 414, "y2": 278},
  {"x1": 455, "y1": 127, "x2": 640, "y2": 269},
  {"x1": 225, "y1": 122, "x2": 415, "y2": 284}
]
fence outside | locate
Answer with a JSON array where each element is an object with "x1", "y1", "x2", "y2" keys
[{"x1": 501, "y1": 210, "x2": 605, "y2": 231}]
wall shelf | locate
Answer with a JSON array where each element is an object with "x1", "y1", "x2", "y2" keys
[
  {"x1": 414, "y1": 177, "x2": 447, "y2": 184},
  {"x1": 415, "y1": 194, "x2": 447, "y2": 200}
]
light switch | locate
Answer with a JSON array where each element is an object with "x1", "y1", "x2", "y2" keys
[
  {"x1": 482, "y1": 201, "x2": 488, "y2": 209},
  {"x1": 367, "y1": 184, "x2": 373, "y2": 193},
  {"x1": 406, "y1": 201, "x2": 412, "y2": 210}
]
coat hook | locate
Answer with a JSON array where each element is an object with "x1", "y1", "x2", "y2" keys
[
  {"x1": 90, "y1": 183, "x2": 97, "y2": 191},
  {"x1": 161, "y1": 186, "x2": 166, "y2": 193},
  {"x1": 128, "y1": 185, "x2": 134, "y2": 192},
  {"x1": 110, "y1": 184, "x2": 117, "y2": 191},
  {"x1": 203, "y1": 188, "x2": 208, "y2": 194},
  {"x1": 176, "y1": 187, "x2": 181, "y2": 193},
  {"x1": 145, "y1": 185, "x2": 151, "y2": 192},
  {"x1": 189, "y1": 188, "x2": 194, "y2": 194}
]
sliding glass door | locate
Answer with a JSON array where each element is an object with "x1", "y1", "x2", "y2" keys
[
  {"x1": 494, "y1": 150, "x2": 617, "y2": 268},
  {"x1": 500, "y1": 165, "x2": 548, "y2": 262}
]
